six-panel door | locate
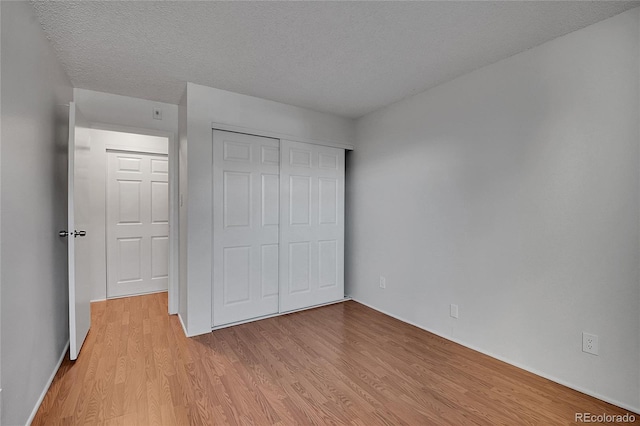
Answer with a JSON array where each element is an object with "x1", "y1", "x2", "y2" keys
[
  {"x1": 106, "y1": 152, "x2": 169, "y2": 298},
  {"x1": 279, "y1": 140, "x2": 345, "y2": 313},
  {"x1": 68, "y1": 102, "x2": 92, "y2": 360},
  {"x1": 212, "y1": 131, "x2": 280, "y2": 326}
]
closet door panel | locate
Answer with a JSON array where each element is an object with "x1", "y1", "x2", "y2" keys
[
  {"x1": 280, "y1": 140, "x2": 345, "y2": 313},
  {"x1": 213, "y1": 130, "x2": 280, "y2": 327},
  {"x1": 290, "y1": 175, "x2": 312, "y2": 225}
]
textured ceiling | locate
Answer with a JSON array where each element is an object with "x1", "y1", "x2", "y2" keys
[{"x1": 31, "y1": 1, "x2": 639, "y2": 118}]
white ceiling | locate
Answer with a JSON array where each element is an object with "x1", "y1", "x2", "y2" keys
[{"x1": 32, "y1": 1, "x2": 639, "y2": 118}]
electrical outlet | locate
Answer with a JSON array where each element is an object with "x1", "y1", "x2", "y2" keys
[
  {"x1": 153, "y1": 107, "x2": 163, "y2": 120},
  {"x1": 379, "y1": 276, "x2": 386, "y2": 289},
  {"x1": 582, "y1": 332, "x2": 599, "y2": 356},
  {"x1": 450, "y1": 304, "x2": 459, "y2": 319}
]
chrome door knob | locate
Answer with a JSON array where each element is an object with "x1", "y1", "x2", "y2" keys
[
  {"x1": 59, "y1": 230, "x2": 70, "y2": 237},
  {"x1": 74, "y1": 230, "x2": 87, "y2": 237}
]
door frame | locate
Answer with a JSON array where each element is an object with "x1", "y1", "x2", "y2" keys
[{"x1": 91, "y1": 122, "x2": 179, "y2": 315}]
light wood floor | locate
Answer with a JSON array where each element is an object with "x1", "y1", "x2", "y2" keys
[{"x1": 33, "y1": 293, "x2": 635, "y2": 425}]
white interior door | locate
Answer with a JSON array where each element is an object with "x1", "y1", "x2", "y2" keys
[
  {"x1": 279, "y1": 140, "x2": 345, "y2": 313},
  {"x1": 106, "y1": 152, "x2": 169, "y2": 298},
  {"x1": 212, "y1": 130, "x2": 280, "y2": 326},
  {"x1": 68, "y1": 102, "x2": 92, "y2": 360}
]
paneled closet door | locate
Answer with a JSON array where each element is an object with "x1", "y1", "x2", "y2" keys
[
  {"x1": 279, "y1": 140, "x2": 345, "y2": 313},
  {"x1": 212, "y1": 130, "x2": 280, "y2": 326}
]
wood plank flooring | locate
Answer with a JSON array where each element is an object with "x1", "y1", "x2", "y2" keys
[{"x1": 33, "y1": 293, "x2": 636, "y2": 425}]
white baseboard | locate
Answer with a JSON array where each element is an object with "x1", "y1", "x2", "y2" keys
[
  {"x1": 26, "y1": 340, "x2": 69, "y2": 426},
  {"x1": 177, "y1": 313, "x2": 189, "y2": 337},
  {"x1": 352, "y1": 298, "x2": 640, "y2": 415}
]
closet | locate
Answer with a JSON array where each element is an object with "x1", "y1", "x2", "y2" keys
[{"x1": 212, "y1": 130, "x2": 345, "y2": 327}]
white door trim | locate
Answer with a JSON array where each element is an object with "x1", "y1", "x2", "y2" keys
[{"x1": 212, "y1": 122, "x2": 355, "y2": 151}]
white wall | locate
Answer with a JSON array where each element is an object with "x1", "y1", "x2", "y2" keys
[
  {"x1": 74, "y1": 89, "x2": 180, "y2": 314},
  {"x1": 348, "y1": 8, "x2": 640, "y2": 411},
  {"x1": 1, "y1": 2, "x2": 73, "y2": 424},
  {"x1": 0, "y1": 1, "x2": 4, "y2": 418},
  {"x1": 87, "y1": 129, "x2": 168, "y2": 302},
  {"x1": 74, "y1": 89, "x2": 178, "y2": 137},
  {"x1": 182, "y1": 83, "x2": 354, "y2": 336}
]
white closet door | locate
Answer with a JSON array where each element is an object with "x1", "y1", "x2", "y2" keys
[
  {"x1": 279, "y1": 140, "x2": 345, "y2": 312},
  {"x1": 106, "y1": 152, "x2": 169, "y2": 298},
  {"x1": 212, "y1": 130, "x2": 280, "y2": 326}
]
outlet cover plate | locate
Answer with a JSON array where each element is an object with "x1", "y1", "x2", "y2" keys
[
  {"x1": 450, "y1": 304, "x2": 459, "y2": 319},
  {"x1": 582, "y1": 332, "x2": 599, "y2": 356},
  {"x1": 379, "y1": 276, "x2": 386, "y2": 289}
]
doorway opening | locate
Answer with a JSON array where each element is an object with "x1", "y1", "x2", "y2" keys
[{"x1": 85, "y1": 128, "x2": 174, "y2": 304}]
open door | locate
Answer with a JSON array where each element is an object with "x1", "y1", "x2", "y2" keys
[{"x1": 65, "y1": 101, "x2": 92, "y2": 360}]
